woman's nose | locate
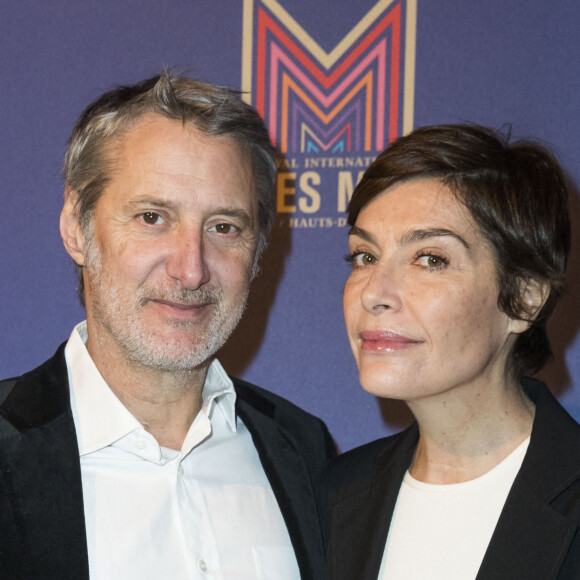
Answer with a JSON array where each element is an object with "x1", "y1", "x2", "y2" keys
[{"x1": 359, "y1": 261, "x2": 403, "y2": 314}]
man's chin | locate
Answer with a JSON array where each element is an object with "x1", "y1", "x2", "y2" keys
[
  {"x1": 127, "y1": 348, "x2": 214, "y2": 373},
  {"x1": 118, "y1": 332, "x2": 217, "y2": 372}
]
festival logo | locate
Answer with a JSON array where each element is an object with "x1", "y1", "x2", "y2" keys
[{"x1": 242, "y1": 0, "x2": 417, "y2": 228}]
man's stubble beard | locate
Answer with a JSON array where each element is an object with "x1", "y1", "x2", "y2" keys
[{"x1": 82, "y1": 225, "x2": 249, "y2": 373}]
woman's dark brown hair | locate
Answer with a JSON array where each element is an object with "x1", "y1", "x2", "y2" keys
[{"x1": 348, "y1": 124, "x2": 571, "y2": 378}]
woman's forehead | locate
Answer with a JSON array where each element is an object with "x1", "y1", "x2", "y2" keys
[{"x1": 358, "y1": 179, "x2": 470, "y2": 227}]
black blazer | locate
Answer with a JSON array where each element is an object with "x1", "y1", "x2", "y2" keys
[
  {"x1": 0, "y1": 344, "x2": 336, "y2": 580},
  {"x1": 321, "y1": 378, "x2": 580, "y2": 580}
]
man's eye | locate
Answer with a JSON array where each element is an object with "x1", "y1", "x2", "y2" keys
[
  {"x1": 213, "y1": 223, "x2": 237, "y2": 234},
  {"x1": 141, "y1": 212, "x2": 164, "y2": 225}
]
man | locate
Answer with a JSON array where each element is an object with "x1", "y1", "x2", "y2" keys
[{"x1": 0, "y1": 72, "x2": 335, "y2": 579}]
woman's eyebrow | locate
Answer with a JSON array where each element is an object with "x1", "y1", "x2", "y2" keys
[
  {"x1": 399, "y1": 227, "x2": 471, "y2": 249},
  {"x1": 349, "y1": 225, "x2": 470, "y2": 249},
  {"x1": 348, "y1": 225, "x2": 377, "y2": 244}
]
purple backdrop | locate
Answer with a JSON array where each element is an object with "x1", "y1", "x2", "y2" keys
[{"x1": 1, "y1": 0, "x2": 579, "y2": 452}]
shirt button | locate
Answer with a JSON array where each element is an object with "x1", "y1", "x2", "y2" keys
[
  {"x1": 178, "y1": 464, "x2": 184, "y2": 476},
  {"x1": 135, "y1": 440, "x2": 147, "y2": 450},
  {"x1": 198, "y1": 559, "x2": 207, "y2": 573}
]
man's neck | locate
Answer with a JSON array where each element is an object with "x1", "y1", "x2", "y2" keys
[{"x1": 86, "y1": 335, "x2": 208, "y2": 451}]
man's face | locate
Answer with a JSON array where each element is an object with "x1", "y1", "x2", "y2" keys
[{"x1": 75, "y1": 114, "x2": 259, "y2": 372}]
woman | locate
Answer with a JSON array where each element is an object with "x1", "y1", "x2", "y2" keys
[{"x1": 321, "y1": 124, "x2": 580, "y2": 579}]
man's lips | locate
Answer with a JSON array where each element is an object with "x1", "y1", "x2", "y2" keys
[
  {"x1": 360, "y1": 331, "x2": 422, "y2": 352},
  {"x1": 151, "y1": 299, "x2": 208, "y2": 310},
  {"x1": 147, "y1": 299, "x2": 214, "y2": 317}
]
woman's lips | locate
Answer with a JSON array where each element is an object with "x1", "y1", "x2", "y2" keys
[{"x1": 360, "y1": 331, "x2": 422, "y2": 352}]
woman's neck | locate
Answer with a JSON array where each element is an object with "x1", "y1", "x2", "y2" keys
[{"x1": 407, "y1": 378, "x2": 535, "y2": 484}]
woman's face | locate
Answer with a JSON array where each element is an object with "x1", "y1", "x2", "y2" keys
[{"x1": 343, "y1": 178, "x2": 522, "y2": 403}]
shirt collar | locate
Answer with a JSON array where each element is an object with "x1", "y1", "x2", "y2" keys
[{"x1": 65, "y1": 321, "x2": 237, "y2": 457}]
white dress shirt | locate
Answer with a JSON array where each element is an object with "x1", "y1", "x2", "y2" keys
[{"x1": 65, "y1": 321, "x2": 300, "y2": 580}]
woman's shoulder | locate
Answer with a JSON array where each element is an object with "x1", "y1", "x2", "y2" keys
[{"x1": 321, "y1": 424, "x2": 418, "y2": 495}]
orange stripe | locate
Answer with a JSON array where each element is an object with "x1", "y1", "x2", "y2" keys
[{"x1": 280, "y1": 71, "x2": 374, "y2": 152}]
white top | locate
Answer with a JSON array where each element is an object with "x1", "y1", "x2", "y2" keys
[
  {"x1": 378, "y1": 437, "x2": 530, "y2": 580},
  {"x1": 65, "y1": 321, "x2": 300, "y2": 580}
]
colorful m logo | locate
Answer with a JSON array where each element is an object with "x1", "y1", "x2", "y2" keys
[{"x1": 242, "y1": 0, "x2": 417, "y2": 154}]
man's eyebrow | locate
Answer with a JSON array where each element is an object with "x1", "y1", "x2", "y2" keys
[
  {"x1": 123, "y1": 197, "x2": 177, "y2": 210},
  {"x1": 122, "y1": 199, "x2": 252, "y2": 225},
  {"x1": 399, "y1": 228, "x2": 470, "y2": 249},
  {"x1": 211, "y1": 208, "x2": 252, "y2": 227}
]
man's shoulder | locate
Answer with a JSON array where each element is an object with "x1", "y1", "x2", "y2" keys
[
  {"x1": 0, "y1": 344, "x2": 69, "y2": 425},
  {"x1": 232, "y1": 376, "x2": 336, "y2": 457},
  {"x1": 0, "y1": 366, "x2": 38, "y2": 406},
  {"x1": 232, "y1": 375, "x2": 323, "y2": 424},
  {"x1": 0, "y1": 376, "x2": 18, "y2": 406},
  {"x1": 1, "y1": 344, "x2": 67, "y2": 386}
]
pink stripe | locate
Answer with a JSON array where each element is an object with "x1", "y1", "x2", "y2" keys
[
  {"x1": 270, "y1": 41, "x2": 387, "y2": 109},
  {"x1": 375, "y1": 39, "x2": 386, "y2": 150},
  {"x1": 269, "y1": 43, "x2": 280, "y2": 144}
]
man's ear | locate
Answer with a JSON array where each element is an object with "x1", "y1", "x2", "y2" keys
[
  {"x1": 508, "y1": 278, "x2": 550, "y2": 335},
  {"x1": 60, "y1": 187, "x2": 86, "y2": 266}
]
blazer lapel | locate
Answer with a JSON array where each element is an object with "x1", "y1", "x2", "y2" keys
[
  {"x1": 477, "y1": 479, "x2": 576, "y2": 579},
  {"x1": 236, "y1": 392, "x2": 325, "y2": 580},
  {"x1": 0, "y1": 345, "x2": 89, "y2": 579},
  {"x1": 478, "y1": 379, "x2": 580, "y2": 579},
  {"x1": 330, "y1": 425, "x2": 419, "y2": 580}
]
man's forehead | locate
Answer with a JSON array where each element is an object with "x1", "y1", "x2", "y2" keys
[
  {"x1": 113, "y1": 112, "x2": 244, "y2": 152},
  {"x1": 104, "y1": 114, "x2": 251, "y2": 177},
  {"x1": 94, "y1": 116, "x2": 257, "y2": 219}
]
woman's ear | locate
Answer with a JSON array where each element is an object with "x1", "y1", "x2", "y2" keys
[
  {"x1": 508, "y1": 278, "x2": 550, "y2": 334},
  {"x1": 60, "y1": 187, "x2": 86, "y2": 266}
]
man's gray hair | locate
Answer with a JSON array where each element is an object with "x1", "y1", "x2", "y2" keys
[{"x1": 63, "y1": 70, "x2": 277, "y2": 304}]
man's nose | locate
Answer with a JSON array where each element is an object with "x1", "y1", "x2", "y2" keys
[{"x1": 164, "y1": 227, "x2": 210, "y2": 290}]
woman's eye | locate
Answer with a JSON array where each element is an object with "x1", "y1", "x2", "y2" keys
[
  {"x1": 141, "y1": 212, "x2": 164, "y2": 225},
  {"x1": 417, "y1": 254, "x2": 448, "y2": 269},
  {"x1": 345, "y1": 252, "x2": 377, "y2": 267}
]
